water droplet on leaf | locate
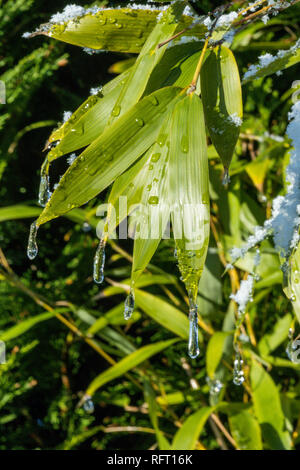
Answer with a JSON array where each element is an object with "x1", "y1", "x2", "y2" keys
[
  {"x1": 135, "y1": 118, "x2": 144, "y2": 127},
  {"x1": 180, "y1": 136, "x2": 189, "y2": 153},
  {"x1": 151, "y1": 153, "x2": 161, "y2": 163},
  {"x1": 148, "y1": 196, "x2": 159, "y2": 205},
  {"x1": 149, "y1": 95, "x2": 159, "y2": 106},
  {"x1": 112, "y1": 105, "x2": 121, "y2": 117}
]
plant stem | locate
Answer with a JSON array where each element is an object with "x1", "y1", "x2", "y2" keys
[{"x1": 189, "y1": 37, "x2": 209, "y2": 92}]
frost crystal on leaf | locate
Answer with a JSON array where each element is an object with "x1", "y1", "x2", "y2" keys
[
  {"x1": 67, "y1": 153, "x2": 77, "y2": 165},
  {"x1": 203, "y1": 16, "x2": 212, "y2": 29},
  {"x1": 50, "y1": 4, "x2": 86, "y2": 24},
  {"x1": 228, "y1": 113, "x2": 243, "y2": 127},
  {"x1": 230, "y1": 275, "x2": 254, "y2": 314},
  {"x1": 90, "y1": 87, "x2": 102, "y2": 96},
  {"x1": 223, "y1": 29, "x2": 236, "y2": 45},
  {"x1": 63, "y1": 111, "x2": 72, "y2": 123},
  {"x1": 243, "y1": 39, "x2": 300, "y2": 81},
  {"x1": 215, "y1": 12, "x2": 238, "y2": 28},
  {"x1": 261, "y1": 15, "x2": 270, "y2": 24}
]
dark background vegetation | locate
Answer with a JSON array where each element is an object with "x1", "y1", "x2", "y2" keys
[{"x1": 1, "y1": 0, "x2": 300, "y2": 450}]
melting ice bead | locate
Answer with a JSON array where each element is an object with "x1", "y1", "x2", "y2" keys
[
  {"x1": 38, "y1": 175, "x2": 51, "y2": 207},
  {"x1": 188, "y1": 301, "x2": 200, "y2": 359},
  {"x1": 124, "y1": 288, "x2": 135, "y2": 320},
  {"x1": 93, "y1": 238, "x2": 106, "y2": 284},
  {"x1": 27, "y1": 221, "x2": 39, "y2": 260},
  {"x1": 286, "y1": 337, "x2": 300, "y2": 363},
  {"x1": 206, "y1": 377, "x2": 223, "y2": 396},
  {"x1": 222, "y1": 167, "x2": 231, "y2": 186},
  {"x1": 233, "y1": 350, "x2": 245, "y2": 386},
  {"x1": 83, "y1": 395, "x2": 94, "y2": 414}
]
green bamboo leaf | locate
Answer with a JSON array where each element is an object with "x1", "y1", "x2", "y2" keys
[
  {"x1": 144, "y1": 378, "x2": 171, "y2": 450},
  {"x1": 41, "y1": 9, "x2": 159, "y2": 54},
  {"x1": 171, "y1": 406, "x2": 214, "y2": 450},
  {"x1": 104, "y1": 145, "x2": 164, "y2": 239},
  {"x1": 250, "y1": 359, "x2": 292, "y2": 449},
  {"x1": 37, "y1": 86, "x2": 182, "y2": 226},
  {"x1": 0, "y1": 205, "x2": 41, "y2": 221},
  {"x1": 0, "y1": 204, "x2": 99, "y2": 227},
  {"x1": 229, "y1": 409, "x2": 263, "y2": 450},
  {"x1": 157, "y1": 390, "x2": 196, "y2": 406},
  {"x1": 169, "y1": 93, "x2": 210, "y2": 302},
  {"x1": 130, "y1": 112, "x2": 174, "y2": 285},
  {"x1": 37, "y1": 7, "x2": 206, "y2": 54},
  {"x1": 48, "y1": 43, "x2": 204, "y2": 162},
  {"x1": 201, "y1": 45, "x2": 243, "y2": 170},
  {"x1": 108, "y1": 2, "x2": 186, "y2": 123},
  {"x1": 47, "y1": 69, "x2": 131, "y2": 160},
  {"x1": 0, "y1": 312, "x2": 56, "y2": 342},
  {"x1": 206, "y1": 332, "x2": 231, "y2": 379},
  {"x1": 86, "y1": 338, "x2": 178, "y2": 396},
  {"x1": 243, "y1": 40, "x2": 300, "y2": 84},
  {"x1": 141, "y1": 42, "x2": 203, "y2": 95},
  {"x1": 135, "y1": 289, "x2": 196, "y2": 340},
  {"x1": 258, "y1": 313, "x2": 292, "y2": 357}
]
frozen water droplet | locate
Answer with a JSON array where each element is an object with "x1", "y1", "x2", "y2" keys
[
  {"x1": 38, "y1": 175, "x2": 51, "y2": 207},
  {"x1": 148, "y1": 196, "x2": 159, "y2": 205},
  {"x1": 82, "y1": 222, "x2": 91, "y2": 232},
  {"x1": 135, "y1": 118, "x2": 144, "y2": 127},
  {"x1": 180, "y1": 135, "x2": 189, "y2": 153},
  {"x1": 27, "y1": 221, "x2": 39, "y2": 260},
  {"x1": 206, "y1": 377, "x2": 223, "y2": 396},
  {"x1": 157, "y1": 133, "x2": 167, "y2": 147},
  {"x1": 149, "y1": 95, "x2": 159, "y2": 106},
  {"x1": 93, "y1": 238, "x2": 106, "y2": 284},
  {"x1": 150, "y1": 153, "x2": 161, "y2": 163},
  {"x1": 112, "y1": 105, "x2": 121, "y2": 117},
  {"x1": 188, "y1": 297, "x2": 200, "y2": 359},
  {"x1": 83, "y1": 395, "x2": 94, "y2": 414},
  {"x1": 233, "y1": 349, "x2": 245, "y2": 386},
  {"x1": 124, "y1": 288, "x2": 135, "y2": 320},
  {"x1": 222, "y1": 167, "x2": 231, "y2": 186}
]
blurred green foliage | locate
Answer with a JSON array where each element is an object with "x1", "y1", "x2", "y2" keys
[{"x1": 1, "y1": 0, "x2": 300, "y2": 451}]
